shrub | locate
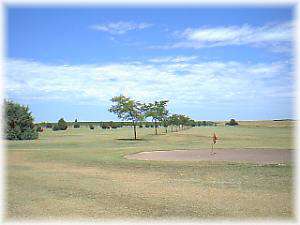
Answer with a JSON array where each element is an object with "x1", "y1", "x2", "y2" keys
[
  {"x1": 53, "y1": 118, "x2": 68, "y2": 131},
  {"x1": 52, "y1": 124, "x2": 60, "y2": 131},
  {"x1": 36, "y1": 126, "x2": 43, "y2": 132},
  {"x1": 5, "y1": 100, "x2": 38, "y2": 140},
  {"x1": 225, "y1": 119, "x2": 239, "y2": 126},
  {"x1": 89, "y1": 124, "x2": 94, "y2": 130},
  {"x1": 45, "y1": 123, "x2": 53, "y2": 128},
  {"x1": 58, "y1": 118, "x2": 68, "y2": 130},
  {"x1": 74, "y1": 118, "x2": 80, "y2": 128}
]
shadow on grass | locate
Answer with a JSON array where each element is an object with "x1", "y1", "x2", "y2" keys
[
  {"x1": 148, "y1": 133, "x2": 167, "y2": 136},
  {"x1": 116, "y1": 138, "x2": 147, "y2": 141}
]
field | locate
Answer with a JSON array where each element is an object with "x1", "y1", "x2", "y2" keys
[{"x1": 5, "y1": 121, "x2": 295, "y2": 220}]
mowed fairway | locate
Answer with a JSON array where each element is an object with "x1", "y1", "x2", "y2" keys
[{"x1": 6, "y1": 121, "x2": 295, "y2": 220}]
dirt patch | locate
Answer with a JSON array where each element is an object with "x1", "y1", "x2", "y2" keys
[{"x1": 125, "y1": 149, "x2": 293, "y2": 164}]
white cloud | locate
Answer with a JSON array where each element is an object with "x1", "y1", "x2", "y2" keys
[
  {"x1": 90, "y1": 21, "x2": 152, "y2": 35},
  {"x1": 5, "y1": 58, "x2": 294, "y2": 107},
  {"x1": 151, "y1": 22, "x2": 293, "y2": 51},
  {"x1": 182, "y1": 23, "x2": 292, "y2": 43},
  {"x1": 148, "y1": 56, "x2": 198, "y2": 63}
]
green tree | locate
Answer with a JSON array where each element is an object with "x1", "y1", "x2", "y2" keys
[
  {"x1": 169, "y1": 114, "x2": 180, "y2": 132},
  {"x1": 4, "y1": 100, "x2": 38, "y2": 140},
  {"x1": 161, "y1": 116, "x2": 170, "y2": 133},
  {"x1": 56, "y1": 118, "x2": 68, "y2": 130},
  {"x1": 74, "y1": 118, "x2": 80, "y2": 128},
  {"x1": 109, "y1": 95, "x2": 145, "y2": 140},
  {"x1": 144, "y1": 100, "x2": 169, "y2": 135},
  {"x1": 178, "y1": 114, "x2": 191, "y2": 130},
  {"x1": 226, "y1": 119, "x2": 239, "y2": 126}
]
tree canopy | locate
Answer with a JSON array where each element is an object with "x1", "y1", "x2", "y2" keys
[
  {"x1": 109, "y1": 95, "x2": 145, "y2": 139},
  {"x1": 5, "y1": 100, "x2": 38, "y2": 140},
  {"x1": 53, "y1": 118, "x2": 68, "y2": 131},
  {"x1": 226, "y1": 119, "x2": 239, "y2": 126},
  {"x1": 144, "y1": 100, "x2": 169, "y2": 134}
]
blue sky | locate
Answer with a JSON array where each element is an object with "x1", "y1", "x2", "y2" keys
[{"x1": 6, "y1": 6, "x2": 295, "y2": 122}]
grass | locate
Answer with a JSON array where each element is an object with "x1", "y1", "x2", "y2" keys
[{"x1": 5, "y1": 121, "x2": 295, "y2": 220}]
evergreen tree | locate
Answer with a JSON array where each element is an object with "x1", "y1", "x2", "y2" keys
[{"x1": 5, "y1": 100, "x2": 38, "y2": 140}]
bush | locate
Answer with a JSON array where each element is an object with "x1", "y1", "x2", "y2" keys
[
  {"x1": 102, "y1": 125, "x2": 108, "y2": 129},
  {"x1": 225, "y1": 119, "x2": 239, "y2": 126},
  {"x1": 58, "y1": 118, "x2": 68, "y2": 130},
  {"x1": 74, "y1": 118, "x2": 80, "y2": 128},
  {"x1": 45, "y1": 123, "x2": 53, "y2": 128},
  {"x1": 52, "y1": 124, "x2": 60, "y2": 131},
  {"x1": 89, "y1": 124, "x2": 94, "y2": 130},
  {"x1": 5, "y1": 100, "x2": 38, "y2": 140},
  {"x1": 53, "y1": 118, "x2": 68, "y2": 131},
  {"x1": 36, "y1": 126, "x2": 43, "y2": 132}
]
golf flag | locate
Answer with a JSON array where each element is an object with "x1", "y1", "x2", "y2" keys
[{"x1": 213, "y1": 132, "x2": 218, "y2": 144}]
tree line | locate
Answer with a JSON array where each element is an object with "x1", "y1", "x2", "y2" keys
[
  {"x1": 4, "y1": 98, "x2": 219, "y2": 141},
  {"x1": 108, "y1": 95, "x2": 217, "y2": 140},
  {"x1": 38, "y1": 120, "x2": 217, "y2": 129},
  {"x1": 38, "y1": 119, "x2": 217, "y2": 130}
]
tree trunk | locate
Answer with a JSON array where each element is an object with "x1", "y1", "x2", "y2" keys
[
  {"x1": 133, "y1": 121, "x2": 137, "y2": 140},
  {"x1": 154, "y1": 120, "x2": 158, "y2": 135},
  {"x1": 165, "y1": 127, "x2": 168, "y2": 133}
]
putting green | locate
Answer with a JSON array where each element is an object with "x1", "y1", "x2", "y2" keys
[{"x1": 126, "y1": 148, "x2": 293, "y2": 164}]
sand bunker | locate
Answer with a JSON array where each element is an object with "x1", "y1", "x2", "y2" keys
[{"x1": 125, "y1": 149, "x2": 293, "y2": 164}]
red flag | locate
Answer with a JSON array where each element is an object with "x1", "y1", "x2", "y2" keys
[{"x1": 213, "y1": 132, "x2": 218, "y2": 144}]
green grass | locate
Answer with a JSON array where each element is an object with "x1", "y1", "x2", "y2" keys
[{"x1": 5, "y1": 122, "x2": 295, "y2": 220}]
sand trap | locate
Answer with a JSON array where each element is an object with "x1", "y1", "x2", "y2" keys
[{"x1": 125, "y1": 149, "x2": 293, "y2": 164}]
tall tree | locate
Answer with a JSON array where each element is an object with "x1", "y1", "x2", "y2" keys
[
  {"x1": 5, "y1": 100, "x2": 38, "y2": 140},
  {"x1": 178, "y1": 114, "x2": 191, "y2": 130},
  {"x1": 144, "y1": 100, "x2": 168, "y2": 135},
  {"x1": 169, "y1": 114, "x2": 180, "y2": 132},
  {"x1": 161, "y1": 115, "x2": 170, "y2": 133},
  {"x1": 109, "y1": 95, "x2": 145, "y2": 140},
  {"x1": 74, "y1": 118, "x2": 80, "y2": 128}
]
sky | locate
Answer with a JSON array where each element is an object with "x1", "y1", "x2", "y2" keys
[{"x1": 5, "y1": 6, "x2": 295, "y2": 122}]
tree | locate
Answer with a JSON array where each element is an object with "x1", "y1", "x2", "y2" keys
[
  {"x1": 109, "y1": 95, "x2": 145, "y2": 140},
  {"x1": 4, "y1": 100, "x2": 38, "y2": 140},
  {"x1": 144, "y1": 100, "x2": 169, "y2": 135},
  {"x1": 52, "y1": 124, "x2": 60, "y2": 131},
  {"x1": 74, "y1": 118, "x2": 80, "y2": 128},
  {"x1": 168, "y1": 114, "x2": 192, "y2": 131},
  {"x1": 58, "y1": 118, "x2": 68, "y2": 130},
  {"x1": 169, "y1": 114, "x2": 180, "y2": 132},
  {"x1": 45, "y1": 122, "x2": 53, "y2": 128},
  {"x1": 161, "y1": 116, "x2": 170, "y2": 133},
  {"x1": 53, "y1": 118, "x2": 68, "y2": 131},
  {"x1": 178, "y1": 114, "x2": 191, "y2": 130},
  {"x1": 35, "y1": 125, "x2": 43, "y2": 132},
  {"x1": 225, "y1": 119, "x2": 239, "y2": 126}
]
